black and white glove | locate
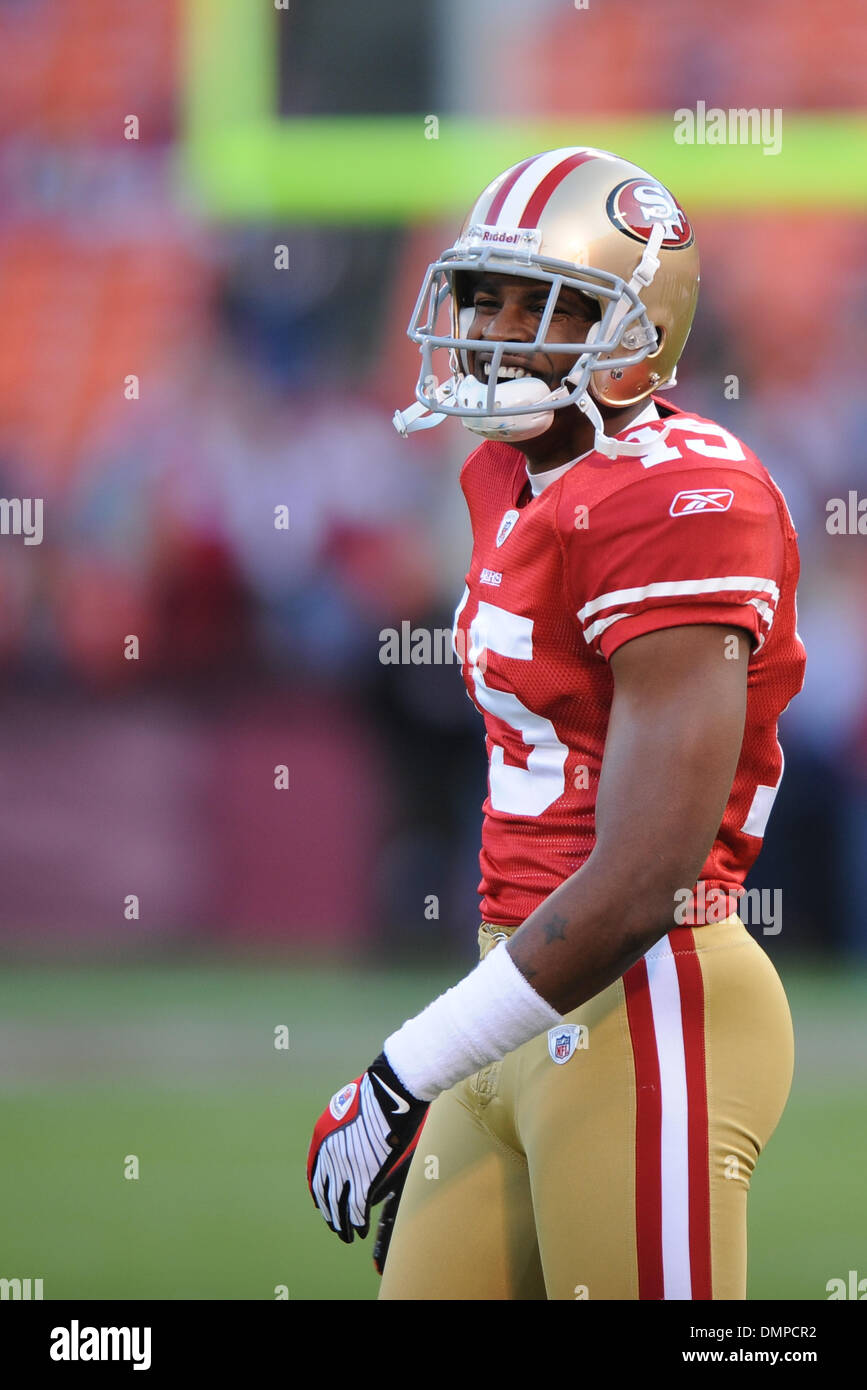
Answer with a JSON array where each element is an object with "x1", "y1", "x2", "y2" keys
[
  {"x1": 307, "y1": 1052, "x2": 428, "y2": 1243},
  {"x1": 372, "y1": 1152, "x2": 415, "y2": 1276}
]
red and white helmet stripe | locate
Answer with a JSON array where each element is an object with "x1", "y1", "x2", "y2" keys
[{"x1": 479, "y1": 147, "x2": 599, "y2": 230}]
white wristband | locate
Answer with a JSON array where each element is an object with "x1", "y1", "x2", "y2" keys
[{"x1": 383, "y1": 942, "x2": 562, "y2": 1102}]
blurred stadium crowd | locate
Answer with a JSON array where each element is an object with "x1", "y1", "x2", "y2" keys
[{"x1": 0, "y1": 0, "x2": 864, "y2": 955}]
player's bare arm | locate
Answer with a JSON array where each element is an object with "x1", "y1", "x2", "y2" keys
[
  {"x1": 506, "y1": 622, "x2": 750, "y2": 1011},
  {"x1": 307, "y1": 621, "x2": 751, "y2": 1248}
]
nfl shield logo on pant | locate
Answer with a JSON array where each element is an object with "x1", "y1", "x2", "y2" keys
[{"x1": 548, "y1": 1024, "x2": 583, "y2": 1065}]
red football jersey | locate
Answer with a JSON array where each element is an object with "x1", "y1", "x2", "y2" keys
[{"x1": 452, "y1": 401, "x2": 806, "y2": 928}]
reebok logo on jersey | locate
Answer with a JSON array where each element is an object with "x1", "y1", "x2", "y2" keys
[
  {"x1": 496, "y1": 509, "x2": 520, "y2": 547},
  {"x1": 669, "y1": 488, "x2": 734, "y2": 516},
  {"x1": 480, "y1": 568, "x2": 502, "y2": 586}
]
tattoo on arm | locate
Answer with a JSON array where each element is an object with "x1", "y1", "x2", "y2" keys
[
  {"x1": 542, "y1": 913, "x2": 568, "y2": 945},
  {"x1": 507, "y1": 911, "x2": 570, "y2": 990}
]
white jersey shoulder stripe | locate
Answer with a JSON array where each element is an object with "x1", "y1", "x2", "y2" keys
[
  {"x1": 583, "y1": 590, "x2": 779, "y2": 648},
  {"x1": 583, "y1": 611, "x2": 632, "y2": 643},
  {"x1": 578, "y1": 576, "x2": 780, "y2": 626}
]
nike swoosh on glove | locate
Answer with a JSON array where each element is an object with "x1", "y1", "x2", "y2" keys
[{"x1": 307, "y1": 1052, "x2": 429, "y2": 1243}]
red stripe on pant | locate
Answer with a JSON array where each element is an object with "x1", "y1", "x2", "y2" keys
[
  {"x1": 624, "y1": 957, "x2": 664, "y2": 1300},
  {"x1": 672, "y1": 927, "x2": 713, "y2": 1300}
]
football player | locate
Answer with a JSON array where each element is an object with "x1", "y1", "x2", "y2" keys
[{"x1": 308, "y1": 147, "x2": 806, "y2": 1299}]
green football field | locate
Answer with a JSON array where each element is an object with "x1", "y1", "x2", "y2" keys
[{"x1": 0, "y1": 959, "x2": 864, "y2": 1301}]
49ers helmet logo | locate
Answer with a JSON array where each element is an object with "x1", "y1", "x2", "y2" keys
[{"x1": 606, "y1": 179, "x2": 694, "y2": 249}]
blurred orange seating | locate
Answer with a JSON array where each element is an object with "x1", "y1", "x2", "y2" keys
[
  {"x1": 0, "y1": 0, "x2": 176, "y2": 142},
  {"x1": 502, "y1": 0, "x2": 867, "y2": 115},
  {"x1": 0, "y1": 227, "x2": 212, "y2": 487}
]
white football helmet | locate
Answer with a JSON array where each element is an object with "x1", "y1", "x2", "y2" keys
[{"x1": 393, "y1": 147, "x2": 700, "y2": 458}]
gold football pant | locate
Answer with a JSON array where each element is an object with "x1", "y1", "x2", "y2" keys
[{"x1": 378, "y1": 915, "x2": 793, "y2": 1301}]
